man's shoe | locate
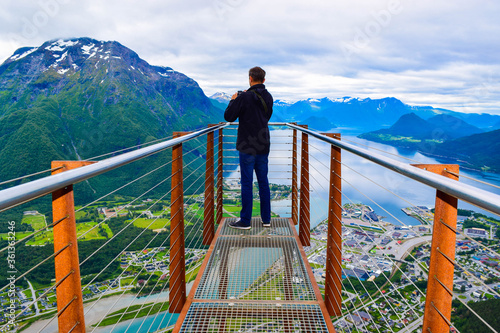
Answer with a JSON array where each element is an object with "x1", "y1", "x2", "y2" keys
[
  {"x1": 262, "y1": 221, "x2": 271, "y2": 227},
  {"x1": 228, "y1": 219, "x2": 251, "y2": 230}
]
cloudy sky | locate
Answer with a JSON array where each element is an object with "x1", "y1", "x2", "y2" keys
[{"x1": 1, "y1": 0, "x2": 500, "y2": 114}]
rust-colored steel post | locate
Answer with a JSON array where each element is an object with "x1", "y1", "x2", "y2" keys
[
  {"x1": 216, "y1": 127, "x2": 224, "y2": 225},
  {"x1": 291, "y1": 125, "x2": 299, "y2": 225},
  {"x1": 169, "y1": 132, "x2": 190, "y2": 313},
  {"x1": 299, "y1": 125, "x2": 310, "y2": 246},
  {"x1": 203, "y1": 127, "x2": 215, "y2": 245},
  {"x1": 52, "y1": 161, "x2": 96, "y2": 333},
  {"x1": 414, "y1": 164, "x2": 459, "y2": 333},
  {"x1": 323, "y1": 133, "x2": 342, "y2": 316}
]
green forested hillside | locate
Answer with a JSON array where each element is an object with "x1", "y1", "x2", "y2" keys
[
  {"x1": 434, "y1": 129, "x2": 500, "y2": 173},
  {"x1": 452, "y1": 299, "x2": 500, "y2": 332},
  {"x1": 359, "y1": 112, "x2": 499, "y2": 172}
]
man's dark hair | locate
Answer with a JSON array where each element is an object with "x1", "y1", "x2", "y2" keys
[{"x1": 249, "y1": 66, "x2": 266, "y2": 82}]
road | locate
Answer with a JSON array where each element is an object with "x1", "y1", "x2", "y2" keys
[
  {"x1": 381, "y1": 236, "x2": 433, "y2": 261},
  {"x1": 26, "y1": 278, "x2": 40, "y2": 315}
]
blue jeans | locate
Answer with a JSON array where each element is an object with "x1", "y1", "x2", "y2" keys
[{"x1": 239, "y1": 151, "x2": 271, "y2": 225}]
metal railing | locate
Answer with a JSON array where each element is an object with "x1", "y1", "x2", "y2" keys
[
  {"x1": 286, "y1": 123, "x2": 500, "y2": 333},
  {"x1": 286, "y1": 123, "x2": 500, "y2": 216},
  {"x1": 1, "y1": 122, "x2": 499, "y2": 333},
  {"x1": 0, "y1": 124, "x2": 227, "y2": 212},
  {"x1": 0, "y1": 124, "x2": 226, "y2": 333}
]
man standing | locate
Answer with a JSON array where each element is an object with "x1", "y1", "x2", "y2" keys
[{"x1": 224, "y1": 66, "x2": 273, "y2": 229}]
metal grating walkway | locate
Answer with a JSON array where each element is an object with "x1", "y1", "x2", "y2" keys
[{"x1": 172, "y1": 217, "x2": 335, "y2": 332}]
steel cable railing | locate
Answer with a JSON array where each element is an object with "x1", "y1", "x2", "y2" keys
[
  {"x1": 0, "y1": 124, "x2": 226, "y2": 212},
  {"x1": 82, "y1": 138, "x2": 211, "y2": 331},
  {"x1": 112, "y1": 153, "x2": 210, "y2": 332},
  {"x1": 74, "y1": 139, "x2": 212, "y2": 331},
  {"x1": 287, "y1": 123, "x2": 500, "y2": 216},
  {"x1": 272, "y1": 125, "x2": 456, "y2": 330},
  {"x1": 78, "y1": 141, "x2": 208, "y2": 268},
  {"x1": 304, "y1": 140, "x2": 427, "y2": 333},
  {"x1": 313, "y1": 148, "x2": 432, "y2": 331},
  {"x1": 123, "y1": 135, "x2": 224, "y2": 332},
  {"x1": 2, "y1": 122, "x2": 500, "y2": 333},
  {"x1": 125, "y1": 195, "x2": 209, "y2": 333},
  {"x1": 316, "y1": 175, "x2": 424, "y2": 330},
  {"x1": 139, "y1": 138, "x2": 222, "y2": 332},
  {"x1": 323, "y1": 152, "x2": 500, "y2": 331},
  {"x1": 0, "y1": 125, "x2": 194, "y2": 330},
  {"x1": 32, "y1": 139, "x2": 207, "y2": 332},
  {"x1": 0, "y1": 124, "x2": 225, "y2": 333},
  {"x1": 296, "y1": 126, "x2": 500, "y2": 333},
  {"x1": 307, "y1": 139, "x2": 500, "y2": 303},
  {"x1": 0, "y1": 166, "x2": 64, "y2": 187}
]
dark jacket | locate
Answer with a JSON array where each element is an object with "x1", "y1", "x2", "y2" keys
[{"x1": 224, "y1": 83, "x2": 273, "y2": 155}]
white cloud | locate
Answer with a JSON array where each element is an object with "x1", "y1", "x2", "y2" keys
[{"x1": 1, "y1": 0, "x2": 500, "y2": 114}]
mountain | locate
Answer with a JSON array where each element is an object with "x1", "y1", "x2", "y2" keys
[
  {"x1": 359, "y1": 113, "x2": 484, "y2": 143},
  {"x1": 211, "y1": 92, "x2": 500, "y2": 133},
  {"x1": 358, "y1": 112, "x2": 499, "y2": 172},
  {"x1": 442, "y1": 111, "x2": 500, "y2": 131},
  {"x1": 370, "y1": 113, "x2": 435, "y2": 139},
  {"x1": 285, "y1": 97, "x2": 337, "y2": 120},
  {"x1": 322, "y1": 97, "x2": 411, "y2": 130},
  {"x1": 300, "y1": 116, "x2": 336, "y2": 131},
  {"x1": 0, "y1": 38, "x2": 222, "y2": 198},
  {"x1": 272, "y1": 96, "x2": 500, "y2": 132},
  {"x1": 426, "y1": 114, "x2": 484, "y2": 139},
  {"x1": 272, "y1": 97, "x2": 415, "y2": 131},
  {"x1": 267, "y1": 99, "x2": 293, "y2": 122},
  {"x1": 209, "y1": 92, "x2": 231, "y2": 110},
  {"x1": 209, "y1": 92, "x2": 232, "y2": 104}
]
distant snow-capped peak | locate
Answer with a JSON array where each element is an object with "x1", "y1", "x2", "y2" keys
[
  {"x1": 209, "y1": 92, "x2": 232, "y2": 102},
  {"x1": 274, "y1": 99, "x2": 293, "y2": 106}
]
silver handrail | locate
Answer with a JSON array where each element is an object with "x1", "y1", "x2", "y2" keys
[
  {"x1": 0, "y1": 124, "x2": 228, "y2": 212},
  {"x1": 286, "y1": 123, "x2": 500, "y2": 216},
  {"x1": 2, "y1": 121, "x2": 499, "y2": 216}
]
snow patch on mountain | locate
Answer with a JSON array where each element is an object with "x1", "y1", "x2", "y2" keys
[
  {"x1": 274, "y1": 99, "x2": 292, "y2": 106},
  {"x1": 333, "y1": 96, "x2": 357, "y2": 103},
  {"x1": 45, "y1": 39, "x2": 79, "y2": 52},
  {"x1": 81, "y1": 43, "x2": 95, "y2": 55},
  {"x1": 56, "y1": 51, "x2": 68, "y2": 63},
  {"x1": 9, "y1": 47, "x2": 38, "y2": 62}
]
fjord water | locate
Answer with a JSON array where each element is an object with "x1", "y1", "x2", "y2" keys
[{"x1": 267, "y1": 128, "x2": 500, "y2": 228}]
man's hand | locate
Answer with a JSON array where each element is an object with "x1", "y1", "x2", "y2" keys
[{"x1": 231, "y1": 92, "x2": 238, "y2": 100}]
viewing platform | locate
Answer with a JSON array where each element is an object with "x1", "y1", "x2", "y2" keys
[{"x1": 173, "y1": 217, "x2": 335, "y2": 332}]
